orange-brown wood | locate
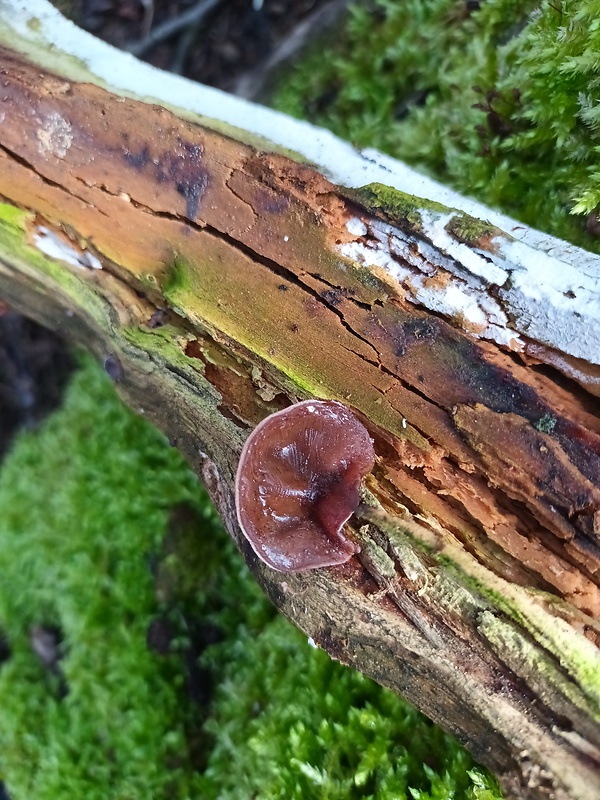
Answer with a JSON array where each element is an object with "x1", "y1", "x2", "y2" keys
[{"x1": 1, "y1": 47, "x2": 599, "y2": 800}]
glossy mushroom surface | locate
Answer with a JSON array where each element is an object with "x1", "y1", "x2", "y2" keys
[{"x1": 235, "y1": 400, "x2": 375, "y2": 572}]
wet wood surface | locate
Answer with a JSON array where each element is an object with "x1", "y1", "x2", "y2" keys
[{"x1": 0, "y1": 48, "x2": 599, "y2": 800}]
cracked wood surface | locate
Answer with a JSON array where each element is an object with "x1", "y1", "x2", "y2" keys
[{"x1": 0, "y1": 47, "x2": 599, "y2": 800}]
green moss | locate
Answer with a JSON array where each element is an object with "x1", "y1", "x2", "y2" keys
[
  {"x1": 273, "y1": 0, "x2": 600, "y2": 253},
  {"x1": 197, "y1": 617, "x2": 501, "y2": 800},
  {"x1": 0, "y1": 202, "x2": 28, "y2": 228},
  {"x1": 445, "y1": 214, "x2": 504, "y2": 247},
  {"x1": 441, "y1": 560, "x2": 600, "y2": 716},
  {"x1": 162, "y1": 257, "x2": 336, "y2": 400},
  {"x1": 0, "y1": 356, "x2": 210, "y2": 798},
  {"x1": 534, "y1": 413, "x2": 557, "y2": 434},
  {"x1": 161, "y1": 256, "x2": 191, "y2": 307},
  {"x1": 26, "y1": 16, "x2": 42, "y2": 32},
  {"x1": 0, "y1": 203, "x2": 109, "y2": 330},
  {"x1": 0, "y1": 357, "x2": 502, "y2": 798},
  {"x1": 123, "y1": 323, "x2": 205, "y2": 377},
  {"x1": 478, "y1": 611, "x2": 595, "y2": 717},
  {"x1": 349, "y1": 183, "x2": 449, "y2": 230}
]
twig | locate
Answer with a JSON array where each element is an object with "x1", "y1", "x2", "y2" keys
[
  {"x1": 233, "y1": 0, "x2": 351, "y2": 100},
  {"x1": 139, "y1": 0, "x2": 155, "y2": 40},
  {"x1": 169, "y1": 17, "x2": 201, "y2": 74},
  {"x1": 128, "y1": 0, "x2": 221, "y2": 58}
]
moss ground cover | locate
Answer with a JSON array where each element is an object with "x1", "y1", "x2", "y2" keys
[
  {"x1": 273, "y1": 0, "x2": 600, "y2": 252},
  {"x1": 0, "y1": 358, "x2": 209, "y2": 799},
  {"x1": 0, "y1": 357, "x2": 501, "y2": 798}
]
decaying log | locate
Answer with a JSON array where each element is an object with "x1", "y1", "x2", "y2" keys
[{"x1": 0, "y1": 4, "x2": 599, "y2": 798}]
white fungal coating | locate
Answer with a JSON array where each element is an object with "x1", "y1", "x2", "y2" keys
[
  {"x1": 6, "y1": 0, "x2": 600, "y2": 364},
  {"x1": 345, "y1": 217, "x2": 368, "y2": 237},
  {"x1": 339, "y1": 217, "x2": 519, "y2": 348},
  {"x1": 34, "y1": 226, "x2": 102, "y2": 269},
  {"x1": 36, "y1": 110, "x2": 72, "y2": 158}
]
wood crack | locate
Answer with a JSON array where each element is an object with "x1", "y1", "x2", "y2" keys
[{"x1": 2, "y1": 34, "x2": 600, "y2": 798}]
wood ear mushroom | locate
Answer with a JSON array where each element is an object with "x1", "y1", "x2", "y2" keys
[{"x1": 235, "y1": 400, "x2": 375, "y2": 572}]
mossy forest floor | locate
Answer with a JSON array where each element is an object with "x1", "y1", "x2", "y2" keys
[{"x1": 0, "y1": 354, "x2": 501, "y2": 799}]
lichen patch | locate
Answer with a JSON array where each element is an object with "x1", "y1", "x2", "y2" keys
[{"x1": 36, "y1": 110, "x2": 72, "y2": 158}]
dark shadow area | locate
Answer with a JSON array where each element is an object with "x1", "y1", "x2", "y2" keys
[
  {"x1": 0, "y1": 307, "x2": 74, "y2": 461},
  {"x1": 70, "y1": 0, "x2": 348, "y2": 98}
]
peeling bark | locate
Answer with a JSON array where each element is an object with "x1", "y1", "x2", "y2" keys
[{"x1": 0, "y1": 8, "x2": 599, "y2": 799}]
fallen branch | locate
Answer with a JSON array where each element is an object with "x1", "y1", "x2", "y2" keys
[{"x1": 0, "y1": 4, "x2": 599, "y2": 799}]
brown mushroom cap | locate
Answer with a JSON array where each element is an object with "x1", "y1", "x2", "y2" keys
[{"x1": 235, "y1": 400, "x2": 375, "y2": 572}]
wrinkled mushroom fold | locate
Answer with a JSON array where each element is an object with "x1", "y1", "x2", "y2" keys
[{"x1": 235, "y1": 400, "x2": 375, "y2": 572}]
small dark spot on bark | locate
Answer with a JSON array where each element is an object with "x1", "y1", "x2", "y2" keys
[
  {"x1": 255, "y1": 188, "x2": 290, "y2": 215},
  {"x1": 321, "y1": 289, "x2": 342, "y2": 307},
  {"x1": 177, "y1": 176, "x2": 209, "y2": 219},
  {"x1": 290, "y1": 323, "x2": 299, "y2": 333},
  {"x1": 124, "y1": 143, "x2": 150, "y2": 169},
  {"x1": 418, "y1": 374, "x2": 425, "y2": 384},
  {"x1": 278, "y1": 284, "x2": 289, "y2": 291},
  {"x1": 314, "y1": 626, "x2": 347, "y2": 662},
  {"x1": 104, "y1": 354, "x2": 123, "y2": 382},
  {"x1": 155, "y1": 138, "x2": 210, "y2": 219},
  {"x1": 403, "y1": 319, "x2": 437, "y2": 341}
]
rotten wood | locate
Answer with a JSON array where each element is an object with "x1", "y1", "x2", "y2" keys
[{"x1": 0, "y1": 20, "x2": 599, "y2": 800}]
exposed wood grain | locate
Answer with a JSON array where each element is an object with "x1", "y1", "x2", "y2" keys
[{"x1": 0, "y1": 45, "x2": 599, "y2": 800}]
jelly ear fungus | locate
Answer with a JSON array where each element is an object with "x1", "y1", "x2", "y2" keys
[{"x1": 235, "y1": 400, "x2": 375, "y2": 572}]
